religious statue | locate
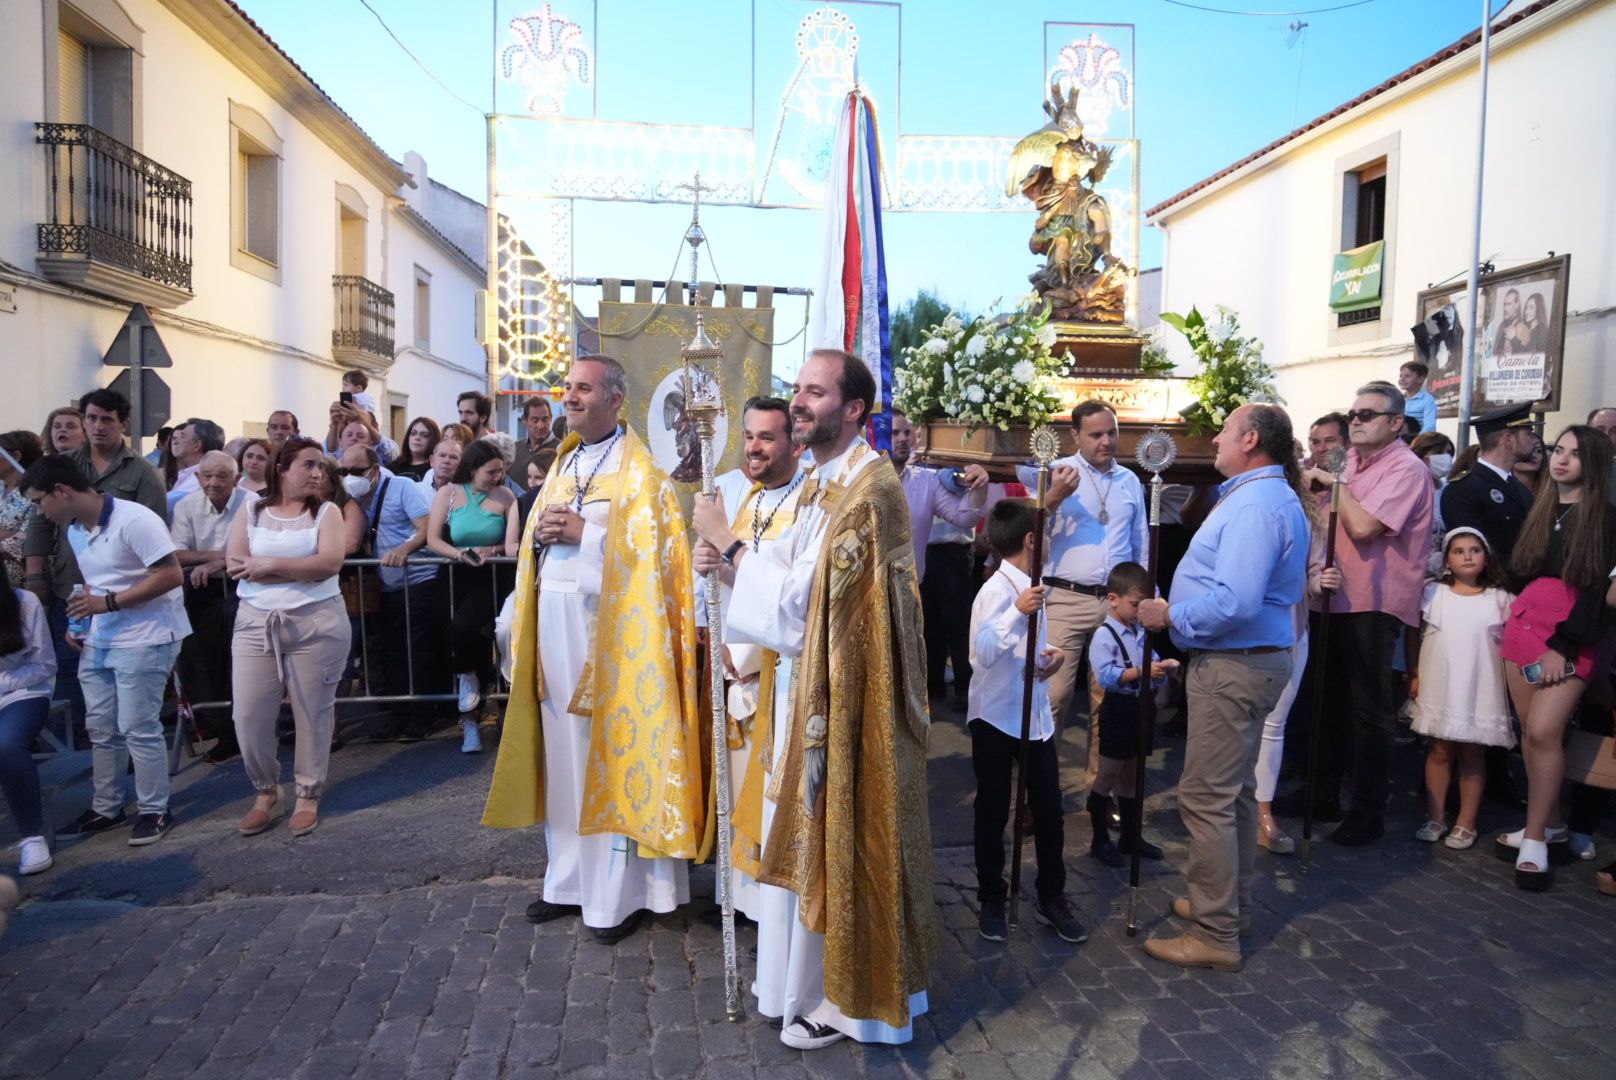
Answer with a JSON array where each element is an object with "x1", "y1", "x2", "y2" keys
[{"x1": 1007, "y1": 82, "x2": 1133, "y2": 324}]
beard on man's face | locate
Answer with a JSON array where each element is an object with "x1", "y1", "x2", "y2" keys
[{"x1": 791, "y1": 407, "x2": 841, "y2": 448}]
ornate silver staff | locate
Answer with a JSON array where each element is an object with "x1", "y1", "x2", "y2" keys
[
  {"x1": 1301, "y1": 446, "x2": 1348, "y2": 871},
  {"x1": 1127, "y1": 427, "x2": 1177, "y2": 937},
  {"x1": 1008, "y1": 424, "x2": 1061, "y2": 931},
  {"x1": 680, "y1": 314, "x2": 742, "y2": 1021}
]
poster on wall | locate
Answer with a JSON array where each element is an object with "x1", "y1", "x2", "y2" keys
[{"x1": 1413, "y1": 254, "x2": 1570, "y2": 418}]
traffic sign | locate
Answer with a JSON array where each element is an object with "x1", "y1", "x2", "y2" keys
[
  {"x1": 102, "y1": 303, "x2": 174, "y2": 368},
  {"x1": 107, "y1": 368, "x2": 171, "y2": 438}
]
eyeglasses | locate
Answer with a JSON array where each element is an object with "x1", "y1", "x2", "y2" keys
[
  {"x1": 1345, "y1": 409, "x2": 1400, "y2": 425},
  {"x1": 336, "y1": 466, "x2": 371, "y2": 477}
]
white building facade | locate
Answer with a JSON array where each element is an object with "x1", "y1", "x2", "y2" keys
[
  {"x1": 1147, "y1": 0, "x2": 1615, "y2": 435},
  {"x1": 0, "y1": 0, "x2": 491, "y2": 446}
]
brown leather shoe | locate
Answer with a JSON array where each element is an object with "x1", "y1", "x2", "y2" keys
[
  {"x1": 289, "y1": 803, "x2": 320, "y2": 837},
  {"x1": 1143, "y1": 932, "x2": 1243, "y2": 972},
  {"x1": 1172, "y1": 896, "x2": 1252, "y2": 936},
  {"x1": 238, "y1": 790, "x2": 282, "y2": 836}
]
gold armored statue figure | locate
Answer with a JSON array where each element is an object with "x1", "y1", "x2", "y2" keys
[{"x1": 1007, "y1": 82, "x2": 1133, "y2": 324}]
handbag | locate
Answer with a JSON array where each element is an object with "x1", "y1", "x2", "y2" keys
[
  {"x1": 339, "y1": 478, "x2": 388, "y2": 619},
  {"x1": 1564, "y1": 707, "x2": 1616, "y2": 790}
]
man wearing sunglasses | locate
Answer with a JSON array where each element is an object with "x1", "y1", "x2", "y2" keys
[{"x1": 1298, "y1": 381, "x2": 1434, "y2": 847}]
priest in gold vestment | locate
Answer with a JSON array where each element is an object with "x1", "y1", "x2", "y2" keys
[
  {"x1": 694, "y1": 349, "x2": 935, "y2": 1051},
  {"x1": 484, "y1": 355, "x2": 705, "y2": 945}
]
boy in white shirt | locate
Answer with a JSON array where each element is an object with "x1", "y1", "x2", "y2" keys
[
  {"x1": 1085, "y1": 561, "x2": 1178, "y2": 867},
  {"x1": 967, "y1": 498, "x2": 1084, "y2": 944},
  {"x1": 22, "y1": 456, "x2": 189, "y2": 846}
]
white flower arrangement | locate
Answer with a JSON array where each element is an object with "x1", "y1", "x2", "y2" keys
[
  {"x1": 1160, "y1": 304, "x2": 1281, "y2": 437},
  {"x1": 893, "y1": 301, "x2": 1066, "y2": 431}
]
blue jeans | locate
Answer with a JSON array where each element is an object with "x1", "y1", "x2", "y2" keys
[
  {"x1": 46, "y1": 596, "x2": 85, "y2": 737},
  {"x1": 79, "y1": 641, "x2": 181, "y2": 817},
  {"x1": 0, "y1": 697, "x2": 49, "y2": 837}
]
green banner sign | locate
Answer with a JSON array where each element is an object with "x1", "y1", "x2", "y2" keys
[{"x1": 1329, "y1": 240, "x2": 1385, "y2": 313}]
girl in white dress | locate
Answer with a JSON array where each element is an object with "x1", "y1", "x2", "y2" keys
[{"x1": 1410, "y1": 527, "x2": 1515, "y2": 850}]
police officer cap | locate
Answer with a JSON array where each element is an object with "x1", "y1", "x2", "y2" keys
[{"x1": 1469, "y1": 402, "x2": 1534, "y2": 438}]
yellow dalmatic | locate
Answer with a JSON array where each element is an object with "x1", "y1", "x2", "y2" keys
[
  {"x1": 482, "y1": 427, "x2": 706, "y2": 860},
  {"x1": 724, "y1": 479, "x2": 801, "y2": 878},
  {"x1": 759, "y1": 457, "x2": 936, "y2": 1030}
]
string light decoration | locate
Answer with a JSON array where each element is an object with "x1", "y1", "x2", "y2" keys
[{"x1": 495, "y1": 216, "x2": 573, "y2": 384}]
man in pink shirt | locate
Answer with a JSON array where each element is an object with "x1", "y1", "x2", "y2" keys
[{"x1": 1301, "y1": 381, "x2": 1434, "y2": 847}]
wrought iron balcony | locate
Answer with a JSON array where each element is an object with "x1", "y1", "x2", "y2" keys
[
  {"x1": 332, "y1": 275, "x2": 395, "y2": 367},
  {"x1": 35, "y1": 123, "x2": 193, "y2": 307}
]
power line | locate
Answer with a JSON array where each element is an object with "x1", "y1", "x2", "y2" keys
[
  {"x1": 354, "y1": 0, "x2": 485, "y2": 116},
  {"x1": 1158, "y1": 0, "x2": 1381, "y2": 15}
]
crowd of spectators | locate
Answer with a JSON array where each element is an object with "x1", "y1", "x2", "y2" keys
[{"x1": 0, "y1": 373, "x2": 564, "y2": 871}]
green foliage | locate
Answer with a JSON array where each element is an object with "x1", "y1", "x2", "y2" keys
[
  {"x1": 1160, "y1": 305, "x2": 1281, "y2": 437},
  {"x1": 890, "y1": 290, "x2": 957, "y2": 365},
  {"x1": 1139, "y1": 342, "x2": 1177, "y2": 378}
]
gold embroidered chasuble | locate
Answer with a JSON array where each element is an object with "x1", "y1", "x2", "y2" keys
[
  {"x1": 482, "y1": 428, "x2": 706, "y2": 860},
  {"x1": 757, "y1": 455, "x2": 936, "y2": 1029}
]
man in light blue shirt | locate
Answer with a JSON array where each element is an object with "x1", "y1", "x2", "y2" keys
[
  {"x1": 1399, "y1": 361, "x2": 1438, "y2": 437},
  {"x1": 1136, "y1": 403, "x2": 1308, "y2": 974}
]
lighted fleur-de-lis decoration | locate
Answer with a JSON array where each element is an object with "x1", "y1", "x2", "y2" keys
[
  {"x1": 501, "y1": 3, "x2": 593, "y2": 116},
  {"x1": 1052, "y1": 33, "x2": 1131, "y2": 135}
]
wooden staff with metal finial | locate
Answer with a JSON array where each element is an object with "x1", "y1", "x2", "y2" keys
[
  {"x1": 1127, "y1": 427, "x2": 1177, "y2": 936},
  {"x1": 1301, "y1": 446, "x2": 1348, "y2": 871}
]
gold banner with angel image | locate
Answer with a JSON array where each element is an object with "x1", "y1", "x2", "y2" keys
[{"x1": 597, "y1": 293, "x2": 774, "y2": 513}]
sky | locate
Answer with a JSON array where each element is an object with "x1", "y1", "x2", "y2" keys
[{"x1": 244, "y1": 0, "x2": 1500, "y2": 362}]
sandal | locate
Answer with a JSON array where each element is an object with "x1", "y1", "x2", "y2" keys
[
  {"x1": 1258, "y1": 813, "x2": 1295, "y2": 855},
  {"x1": 289, "y1": 801, "x2": 320, "y2": 837},
  {"x1": 1596, "y1": 862, "x2": 1616, "y2": 898},
  {"x1": 1493, "y1": 825, "x2": 1568, "y2": 863},
  {"x1": 1514, "y1": 838, "x2": 1554, "y2": 892},
  {"x1": 1443, "y1": 826, "x2": 1477, "y2": 851},
  {"x1": 237, "y1": 787, "x2": 283, "y2": 837},
  {"x1": 1413, "y1": 820, "x2": 1447, "y2": 843}
]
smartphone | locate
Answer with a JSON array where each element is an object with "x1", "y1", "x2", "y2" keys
[
  {"x1": 1523, "y1": 660, "x2": 1577, "y2": 685},
  {"x1": 339, "y1": 391, "x2": 355, "y2": 406},
  {"x1": 462, "y1": 549, "x2": 483, "y2": 566}
]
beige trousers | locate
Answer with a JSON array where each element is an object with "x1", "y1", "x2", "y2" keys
[
  {"x1": 1178, "y1": 650, "x2": 1292, "y2": 949},
  {"x1": 231, "y1": 596, "x2": 350, "y2": 800},
  {"x1": 1042, "y1": 586, "x2": 1108, "y2": 783}
]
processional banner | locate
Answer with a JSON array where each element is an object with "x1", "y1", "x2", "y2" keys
[{"x1": 597, "y1": 285, "x2": 774, "y2": 512}]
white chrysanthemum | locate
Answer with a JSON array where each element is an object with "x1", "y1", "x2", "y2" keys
[
  {"x1": 1035, "y1": 323, "x2": 1058, "y2": 348},
  {"x1": 1012, "y1": 359, "x2": 1036, "y2": 383},
  {"x1": 964, "y1": 385, "x2": 985, "y2": 404},
  {"x1": 942, "y1": 313, "x2": 963, "y2": 332},
  {"x1": 1209, "y1": 320, "x2": 1234, "y2": 345},
  {"x1": 923, "y1": 337, "x2": 949, "y2": 355},
  {"x1": 965, "y1": 334, "x2": 988, "y2": 358}
]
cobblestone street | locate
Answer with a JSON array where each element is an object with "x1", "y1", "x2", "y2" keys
[{"x1": 3, "y1": 707, "x2": 1614, "y2": 1079}]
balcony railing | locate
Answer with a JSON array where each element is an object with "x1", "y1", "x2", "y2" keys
[
  {"x1": 35, "y1": 123, "x2": 193, "y2": 294},
  {"x1": 333, "y1": 275, "x2": 395, "y2": 363}
]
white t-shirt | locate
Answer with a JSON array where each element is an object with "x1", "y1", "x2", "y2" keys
[{"x1": 67, "y1": 498, "x2": 191, "y2": 649}]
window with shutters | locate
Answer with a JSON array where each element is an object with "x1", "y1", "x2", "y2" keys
[
  {"x1": 52, "y1": 5, "x2": 136, "y2": 145},
  {"x1": 229, "y1": 102, "x2": 283, "y2": 283},
  {"x1": 414, "y1": 267, "x2": 432, "y2": 350}
]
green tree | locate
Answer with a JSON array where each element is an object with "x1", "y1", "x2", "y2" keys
[{"x1": 889, "y1": 290, "x2": 957, "y2": 365}]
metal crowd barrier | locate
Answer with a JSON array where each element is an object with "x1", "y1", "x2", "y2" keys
[{"x1": 167, "y1": 553, "x2": 519, "y2": 773}]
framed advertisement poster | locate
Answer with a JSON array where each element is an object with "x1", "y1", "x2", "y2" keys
[{"x1": 1412, "y1": 254, "x2": 1570, "y2": 418}]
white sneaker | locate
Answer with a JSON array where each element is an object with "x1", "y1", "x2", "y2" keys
[
  {"x1": 18, "y1": 837, "x2": 52, "y2": 876},
  {"x1": 456, "y1": 674, "x2": 481, "y2": 714},
  {"x1": 460, "y1": 719, "x2": 483, "y2": 754},
  {"x1": 1570, "y1": 832, "x2": 1597, "y2": 861}
]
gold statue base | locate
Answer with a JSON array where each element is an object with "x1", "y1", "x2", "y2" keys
[{"x1": 1051, "y1": 321, "x2": 1147, "y2": 374}]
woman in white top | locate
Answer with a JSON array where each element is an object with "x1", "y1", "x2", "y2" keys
[
  {"x1": 226, "y1": 437, "x2": 348, "y2": 838},
  {"x1": 0, "y1": 560, "x2": 57, "y2": 875}
]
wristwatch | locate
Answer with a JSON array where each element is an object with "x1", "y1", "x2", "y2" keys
[{"x1": 720, "y1": 539, "x2": 745, "y2": 566}]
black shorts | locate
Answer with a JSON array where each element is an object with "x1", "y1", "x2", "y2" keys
[{"x1": 1097, "y1": 690, "x2": 1152, "y2": 761}]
